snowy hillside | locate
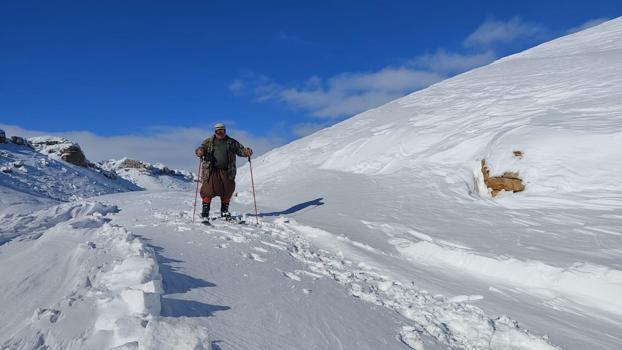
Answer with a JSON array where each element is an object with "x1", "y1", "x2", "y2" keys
[
  {"x1": 0, "y1": 141, "x2": 139, "y2": 215},
  {"x1": 1, "y1": 18, "x2": 622, "y2": 350},
  {"x1": 233, "y1": 18, "x2": 622, "y2": 349},
  {"x1": 247, "y1": 18, "x2": 622, "y2": 200},
  {"x1": 98, "y1": 158, "x2": 194, "y2": 191},
  {"x1": 0, "y1": 135, "x2": 194, "y2": 217}
]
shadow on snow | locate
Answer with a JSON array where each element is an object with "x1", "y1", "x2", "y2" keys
[
  {"x1": 141, "y1": 236, "x2": 231, "y2": 318},
  {"x1": 258, "y1": 197, "x2": 324, "y2": 217}
]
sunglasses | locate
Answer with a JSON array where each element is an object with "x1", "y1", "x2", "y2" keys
[{"x1": 215, "y1": 129, "x2": 226, "y2": 134}]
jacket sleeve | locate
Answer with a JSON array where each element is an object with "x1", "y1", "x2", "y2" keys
[
  {"x1": 196, "y1": 138, "x2": 210, "y2": 154},
  {"x1": 232, "y1": 139, "x2": 249, "y2": 157}
]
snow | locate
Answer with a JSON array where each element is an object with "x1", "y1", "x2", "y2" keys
[
  {"x1": 98, "y1": 158, "x2": 194, "y2": 191},
  {"x1": 139, "y1": 318, "x2": 210, "y2": 350},
  {"x1": 247, "y1": 18, "x2": 622, "y2": 201},
  {"x1": 28, "y1": 136, "x2": 83, "y2": 159},
  {"x1": 0, "y1": 201, "x2": 159, "y2": 349},
  {"x1": 231, "y1": 17, "x2": 622, "y2": 349},
  {"x1": 1, "y1": 17, "x2": 622, "y2": 350},
  {"x1": 0, "y1": 142, "x2": 139, "y2": 209}
]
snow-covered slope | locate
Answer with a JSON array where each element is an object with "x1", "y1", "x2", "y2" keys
[
  {"x1": 0, "y1": 143, "x2": 203, "y2": 348},
  {"x1": 249, "y1": 18, "x2": 622, "y2": 200},
  {"x1": 0, "y1": 200, "x2": 209, "y2": 349},
  {"x1": 233, "y1": 18, "x2": 622, "y2": 349},
  {"x1": 0, "y1": 142, "x2": 140, "y2": 215},
  {"x1": 98, "y1": 158, "x2": 194, "y2": 191},
  {"x1": 0, "y1": 138, "x2": 194, "y2": 217},
  {"x1": 2, "y1": 19, "x2": 622, "y2": 350}
]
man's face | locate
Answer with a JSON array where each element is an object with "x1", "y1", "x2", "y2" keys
[{"x1": 215, "y1": 129, "x2": 226, "y2": 139}]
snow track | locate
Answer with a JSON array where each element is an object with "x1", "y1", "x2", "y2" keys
[
  {"x1": 271, "y1": 218, "x2": 558, "y2": 350},
  {"x1": 97, "y1": 190, "x2": 565, "y2": 350},
  {"x1": 0, "y1": 201, "x2": 207, "y2": 350}
]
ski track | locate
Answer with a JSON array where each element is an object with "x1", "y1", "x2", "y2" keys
[
  {"x1": 114, "y1": 191, "x2": 561, "y2": 350},
  {"x1": 2, "y1": 190, "x2": 619, "y2": 349},
  {"x1": 118, "y1": 192, "x2": 412, "y2": 350}
]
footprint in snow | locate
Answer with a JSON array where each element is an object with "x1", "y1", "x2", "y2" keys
[
  {"x1": 252, "y1": 246, "x2": 269, "y2": 253},
  {"x1": 35, "y1": 308, "x2": 61, "y2": 323},
  {"x1": 260, "y1": 240, "x2": 287, "y2": 250},
  {"x1": 225, "y1": 234, "x2": 247, "y2": 243},
  {"x1": 388, "y1": 238, "x2": 412, "y2": 248},
  {"x1": 281, "y1": 271, "x2": 302, "y2": 281},
  {"x1": 242, "y1": 252, "x2": 265, "y2": 262}
]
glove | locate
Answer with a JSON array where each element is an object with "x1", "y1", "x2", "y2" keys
[
  {"x1": 246, "y1": 148, "x2": 253, "y2": 157},
  {"x1": 195, "y1": 148, "x2": 205, "y2": 157}
]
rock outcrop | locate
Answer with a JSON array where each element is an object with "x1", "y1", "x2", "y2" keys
[
  {"x1": 10, "y1": 136, "x2": 27, "y2": 146},
  {"x1": 28, "y1": 136, "x2": 88, "y2": 167},
  {"x1": 0, "y1": 129, "x2": 6, "y2": 143},
  {"x1": 99, "y1": 158, "x2": 192, "y2": 179},
  {"x1": 481, "y1": 159, "x2": 525, "y2": 197},
  {"x1": 116, "y1": 158, "x2": 149, "y2": 171}
]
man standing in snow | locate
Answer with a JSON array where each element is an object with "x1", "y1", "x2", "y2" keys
[{"x1": 195, "y1": 123, "x2": 253, "y2": 220}]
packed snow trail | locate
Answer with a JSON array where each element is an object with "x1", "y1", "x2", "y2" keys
[
  {"x1": 98, "y1": 189, "x2": 559, "y2": 350},
  {"x1": 103, "y1": 191, "x2": 417, "y2": 349}
]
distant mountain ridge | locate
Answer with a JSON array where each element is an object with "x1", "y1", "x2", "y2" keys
[{"x1": 0, "y1": 131, "x2": 194, "y2": 213}]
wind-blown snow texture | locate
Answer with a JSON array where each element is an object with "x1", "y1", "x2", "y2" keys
[
  {"x1": 1, "y1": 18, "x2": 622, "y2": 350},
  {"x1": 233, "y1": 18, "x2": 622, "y2": 349},
  {"x1": 0, "y1": 142, "x2": 139, "y2": 215}
]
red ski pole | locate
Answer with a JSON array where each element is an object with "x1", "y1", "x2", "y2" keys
[
  {"x1": 248, "y1": 156, "x2": 259, "y2": 225},
  {"x1": 192, "y1": 159, "x2": 202, "y2": 223}
]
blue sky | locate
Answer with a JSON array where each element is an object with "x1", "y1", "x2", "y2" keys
[{"x1": 1, "y1": 1, "x2": 620, "y2": 169}]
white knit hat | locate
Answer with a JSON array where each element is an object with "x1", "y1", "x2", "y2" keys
[{"x1": 214, "y1": 123, "x2": 226, "y2": 131}]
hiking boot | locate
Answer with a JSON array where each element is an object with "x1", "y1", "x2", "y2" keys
[
  {"x1": 220, "y1": 202, "x2": 231, "y2": 219},
  {"x1": 201, "y1": 202, "x2": 210, "y2": 218}
]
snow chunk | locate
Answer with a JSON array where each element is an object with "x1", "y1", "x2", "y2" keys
[{"x1": 140, "y1": 318, "x2": 210, "y2": 350}]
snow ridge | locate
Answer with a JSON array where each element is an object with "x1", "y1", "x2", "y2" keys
[{"x1": 0, "y1": 200, "x2": 203, "y2": 349}]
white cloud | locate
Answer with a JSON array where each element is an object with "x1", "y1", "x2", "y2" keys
[
  {"x1": 228, "y1": 79, "x2": 245, "y2": 93},
  {"x1": 232, "y1": 67, "x2": 446, "y2": 119},
  {"x1": 228, "y1": 72, "x2": 280, "y2": 102},
  {"x1": 463, "y1": 17, "x2": 547, "y2": 48},
  {"x1": 565, "y1": 18, "x2": 610, "y2": 34},
  {"x1": 230, "y1": 49, "x2": 497, "y2": 119},
  {"x1": 279, "y1": 67, "x2": 444, "y2": 117},
  {"x1": 230, "y1": 16, "x2": 599, "y2": 126},
  {"x1": 0, "y1": 123, "x2": 284, "y2": 172},
  {"x1": 410, "y1": 49, "x2": 496, "y2": 75},
  {"x1": 230, "y1": 22, "x2": 508, "y2": 120}
]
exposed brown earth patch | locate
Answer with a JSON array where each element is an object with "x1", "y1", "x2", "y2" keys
[{"x1": 481, "y1": 159, "x2": 525, "y2": 197}]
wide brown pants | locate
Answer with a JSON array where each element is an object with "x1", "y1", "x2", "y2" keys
[{"x1": 200, "y1": 169, "x2": 236, "y2": 203}]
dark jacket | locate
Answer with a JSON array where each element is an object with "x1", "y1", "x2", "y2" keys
[{"x1": 196, "y1": 135, "x2": 248, "y2": 181}]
